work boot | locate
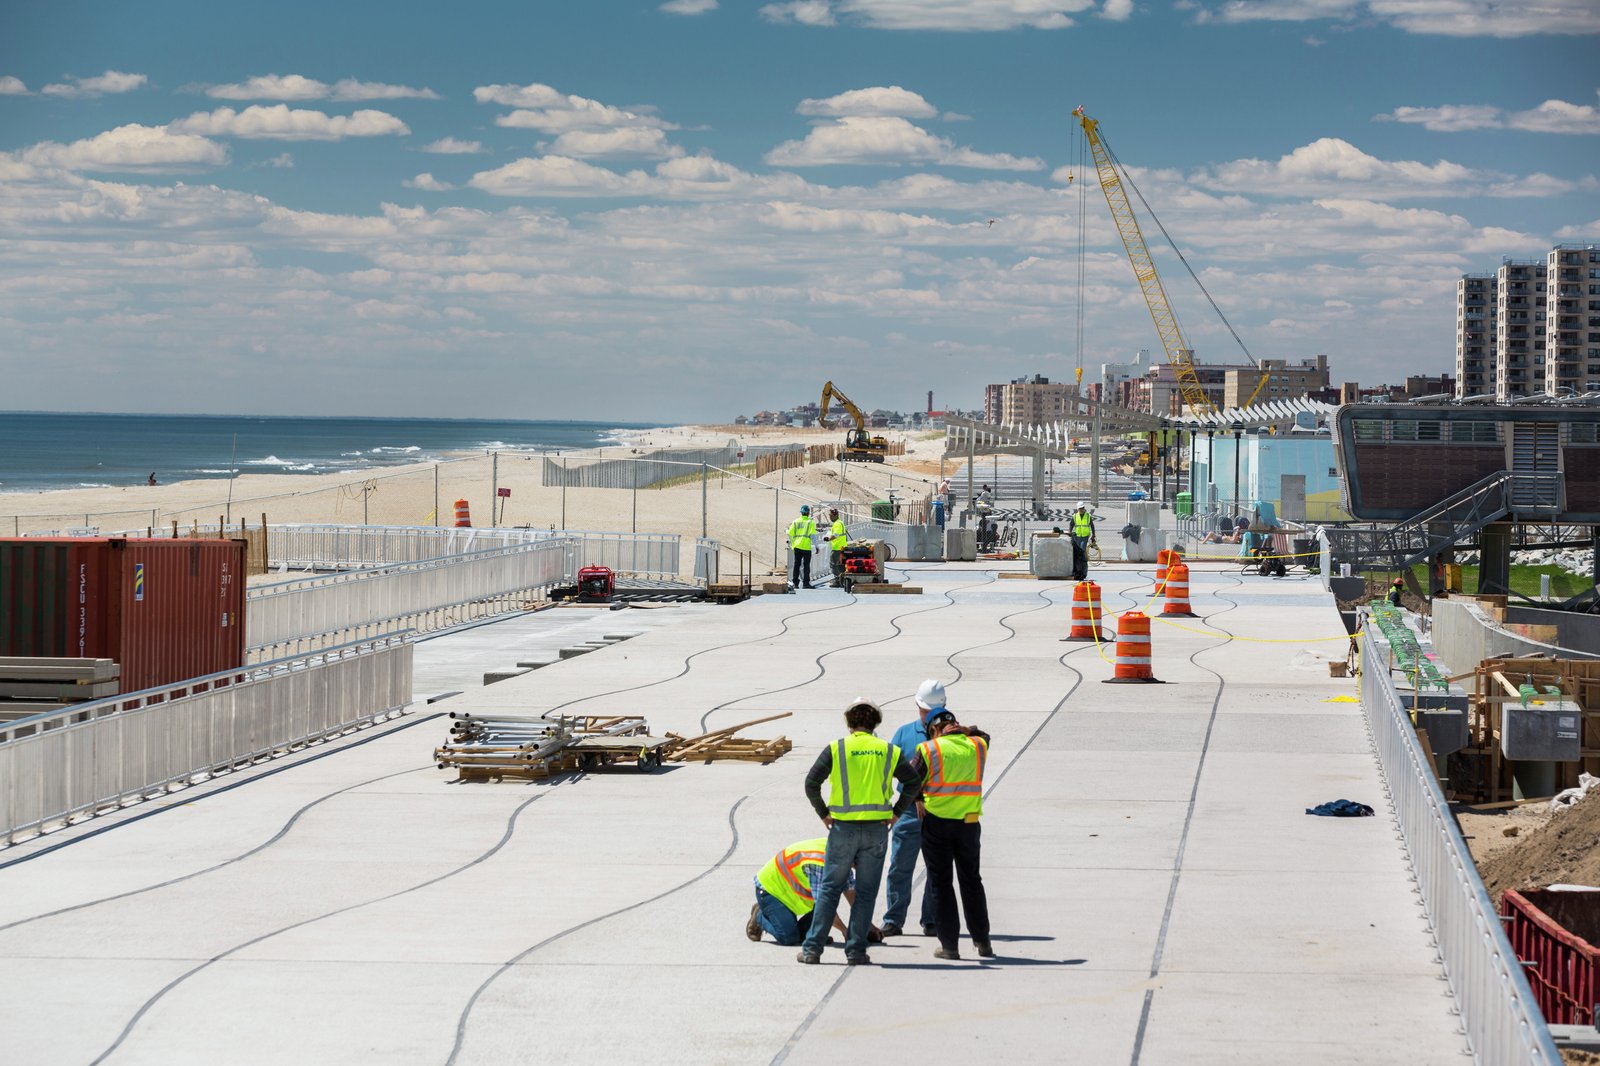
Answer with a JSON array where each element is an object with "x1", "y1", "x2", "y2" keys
[
  {"x1": 796, "y1": 949, "x2": 820, "y2": 964},
  {"x1": 879, "y1": 923, "x2": 903, "y2": 938},
  {"x1": 846, "y1": 954, "x2": 872, "y2": 965},
  {"x1": 921, "y1": 924, "x2": 937, "y2": 937},
  {"x1": 974, "y1": 941, "x2": 995, "y2": 958},
  {"x1": 933, "y1": 947, "x2": 961, "y2": 960},
  {"x1": 746, "y1": 903, "x2": 762, "y2": 942}
]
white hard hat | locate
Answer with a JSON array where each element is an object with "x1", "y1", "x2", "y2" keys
[
  {"x1": 1076, "y1": 501, "x2": 1087, "y2": 509},
  {"x1": 914, "y1": 679, "x2": 946, "y2": 712}
]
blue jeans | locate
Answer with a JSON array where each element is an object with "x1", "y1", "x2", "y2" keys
[
  {"x1": 882, "y1": 812, "x2": 936, "y2": 930},
  {"x1": 754, "y1": 885, "x2": 809, "y2": 946},
  {"x1": 801, "y1": 821, "x2": 889, "y2": 958}
]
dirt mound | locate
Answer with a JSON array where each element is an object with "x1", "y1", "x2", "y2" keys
[{"x1": 1477, "y1": 786, "x2": 1600, "y2": 903}]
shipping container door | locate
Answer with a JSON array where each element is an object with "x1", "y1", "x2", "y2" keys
[{"x1": 0, "y1": 543, "x2": 71, "y2": 656}]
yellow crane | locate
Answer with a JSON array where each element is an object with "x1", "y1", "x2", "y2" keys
[
  {"x1": 819, "y1": 380, "x2": 889, "y2": 463},
  {"x1": 1072, "y1": 106, "x2": 1270, "y2": 415}
]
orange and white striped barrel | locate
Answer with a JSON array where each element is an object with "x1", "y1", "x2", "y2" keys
[
  {"x1": 1162, "y1": 560, "x2": 1195, "y2": 617},
  {"x1": 453, "y1": 498, "x2": 472, "y2": 527},
  {"x1": 1155, "y1": 548, "x2": 1179, "y2": 591},
  {"x1": 1104, "y1": 610, "x2": 1161, "y2": 684},
  {"x1": 1065, "y1": 580, "x2": 1109, "y2": 642}
]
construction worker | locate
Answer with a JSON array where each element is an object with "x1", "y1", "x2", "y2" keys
[
  {"x1": 910, "y1": 710, "x2": 993, "y2": 960},
  {"x1": 827, "y1": 507, "x2": 848, "y2": 583},
  {"x1": 798, "y1": 698, "x2": 921, "y2": 965},
  {"x1": 880, "y1": 679, "x2": 946, "y2": 939},
  {"x1": 787, "y1": 504, "x2": 817, "y2": 590},
  {"x1": 1070, "y1": 502, "x2": 1097, "y2": 581},
  {"x1": 746, "y1": 837, "x2": 882, "y2": 946},
  {"x1": 1387, "y1": 577, "x2": 1404, "y2": 607}
]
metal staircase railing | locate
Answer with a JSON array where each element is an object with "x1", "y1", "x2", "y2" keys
[{"x1": 1325, "y1": 471, "x2": 1564, "y2": 571}]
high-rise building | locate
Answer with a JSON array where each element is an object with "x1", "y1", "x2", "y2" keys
[
  {"x1": 1223, "y1": 355, "x2": 1330, "y2": 408},
  {"x1": 1546, "y1": 244, "x2": 1600, "y2": 395},
  {"x1": 1455, "y1": 273, "x2": 1496, "y2": 398},
  {"x1": 999, "y1": 374, "x2": 1073, "y2": 424},
  {"x1": 1495, "y1": 259, "x2": 1548, "y2": 400}
]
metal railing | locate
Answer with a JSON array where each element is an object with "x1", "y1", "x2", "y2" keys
[
  {"x1": 0, "y1": 635, "x2": 413, "y2": 847},
  {"x1": 246, "y1": 539, "x2": 574, "y2": 658},
  {"x1": 261, "y1": 523, "x2": 682, "y2": 578},
  {"x1": 1361, "y1": 619, "x2": 1560, "y2": 1065}
]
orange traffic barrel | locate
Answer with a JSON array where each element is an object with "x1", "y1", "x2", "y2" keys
[
  {"x1": 1064, "y1": 580, "x2": 1109, "y2": 642},
  {"x1": 453, "y1": 498, "x2": 472, "y2": 527},
  {"x1": 1162, "y1": 560, "x2": 1195, "y2": 617},
  {"x1": 1103, "y1": 610, "x2": 1162, "y2": 684},
  {"x1": 1155, "y1": 548, "x2": 1179, "y2": 592}
]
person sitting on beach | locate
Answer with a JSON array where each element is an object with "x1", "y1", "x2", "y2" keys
[{"x1": 146, "y1": 472, "x2": 158, "y2": 486}]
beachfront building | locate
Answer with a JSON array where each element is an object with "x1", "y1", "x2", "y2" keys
[
  {"x1": 1496, "y1": 259, "x2": 1548, "y2": 400},
  {"x1": 999, "y1": 374, "x2": 1073, "y2": 424},
  {"x1": 1546, "y1": 243, "x2": 1600, "y2": 395},
  {"x1": 1456, "y1": 272, "x2": 1497, "y2": 398}
]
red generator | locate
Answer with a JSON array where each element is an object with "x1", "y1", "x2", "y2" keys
[
  {"x1": 841, "y1": 544, "x2": 877, "y2": 578},
  {"x1": 577, "y1": 565, "x2": 615, "y2": 603}
]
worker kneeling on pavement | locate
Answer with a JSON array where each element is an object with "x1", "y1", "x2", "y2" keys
[
  {"x1": 909, "y1": 710, "x2": 993, "y2": 960},
  {"x1": 798, "y1": 698, "x2": 922, "y2": 965},
  {"x1": 746, "y1": 838, "x2": 881, "y2": 947}
]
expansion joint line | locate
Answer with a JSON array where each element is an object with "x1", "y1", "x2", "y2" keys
[{"x1": 1128, "y1": 573, "x2": 1243, "y2": 1066}]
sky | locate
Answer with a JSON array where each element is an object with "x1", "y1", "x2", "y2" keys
[{"x1": 1, "y1": 0, "x2": 1596, "y2": 423}]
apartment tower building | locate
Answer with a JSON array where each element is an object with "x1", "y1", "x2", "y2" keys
[
  {"x1": 1496, "y1": 259, "x2": 1547, "y2": 400},
  {"x1": 1455, "y1": 273, "x2": 1496, "y2": 397},
  {"x1": 1546, "y1": 244, "x2": 1600, "y2": 395}
]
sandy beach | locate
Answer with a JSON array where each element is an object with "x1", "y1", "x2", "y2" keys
[{"x1": 0, "y1": 424, "x2": 975, "y2": 575}]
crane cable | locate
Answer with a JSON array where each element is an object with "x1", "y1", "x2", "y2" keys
[{"x1": 1098, "y1": 133, "x2": 1259, "y2": 371}]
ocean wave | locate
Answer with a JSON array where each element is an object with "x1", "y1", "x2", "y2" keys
[
  {"x1": 198, "y1": 468, "x2": 237, "y2": 474},
  {"x1": 370, "y1": 446, "x2": 422, "y2": 455},
  {"x1": 242, "y1": 455, "x2": 297, "y2": 467},
  {"x1": 77, "y1": 482, "x2": 113, "y2": 488}
]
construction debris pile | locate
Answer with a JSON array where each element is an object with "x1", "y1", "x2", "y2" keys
[{"x1": 435, "y1": 711, "x2": 793, "y2": 781}]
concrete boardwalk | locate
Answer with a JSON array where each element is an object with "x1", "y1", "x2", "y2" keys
[{"x1": 0, "y1": 563, "x2": 1468, "y2": 1065}]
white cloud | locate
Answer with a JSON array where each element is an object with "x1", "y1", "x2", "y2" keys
[
  {"x1": 172, "y1": 105, "x2": 410, "y2": 141},
  {"x1": 331, "y1": 79, "x2": 440, "y2": 101},
  {"x1": 1379, "y1": 94, "x2": 1600, "y2": 134},
  {"x1": 760, "y1": 0, "x2": 1092, "y2": 29},
  {"x1": 40, "y1": 70, "x2": 148, "y2": 98},
  {"x1": 0, "y1": 76, "x2": 28, "y2": 95},
  {"x1": 766, "y1": 116, "x2": 1043, "y2": 170},
  {"x1": 661, "y1": 0, "x2": 718, "y2": 11},
  {"x1": 207, "y1": 74, "x2": 330, "y2": 100},
  {"x1": 1101, "y1": 0, "x2": 1133, "y2": 18},
  {"x1": 1196, "y1": 0, "x2": 1600, "y2": 37},
  {"x1": 473, "y1": 83, "x2": 565, "y2": 109},
  {"x1": 469, "y1": 156, "x2": 658, "y2": 197},
  {"x1": 489, "y1": 96, "x2": 673, "y2": 135},
  {"x1": 1195, "y1": 137, "x2": 1593, "y2": 199},
  {"x1": 548, "y1": 128, "x2": 685, "y2": 159},
  {"x1": 19, "y1": 124, "x2": 228, "y2": 172},
  {"x1": 797, "y1": 86, "x2": 937, "y2": 118},
  {"x1": 420, "y1": 137, "x2": 486, "y2": 154},
  {"x1": 404, "y1": 173, "x2": 455, "y2": 191},
  {"x1": 253, "y1": 152, "x2": 295, "y2": 169}
]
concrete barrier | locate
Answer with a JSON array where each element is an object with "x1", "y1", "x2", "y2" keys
[{"x1": 1430, "y1": 598, "x2": 1600, "y2": 673}]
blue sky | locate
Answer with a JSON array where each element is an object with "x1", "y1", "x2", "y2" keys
[{"x1": 1, "y1": 0, "x2": 1596, "y2": 421}]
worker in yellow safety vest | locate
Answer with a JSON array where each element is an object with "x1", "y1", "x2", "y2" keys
[
  {"x1": 797, "y1": 699, "x2": 922, "y2": 965},
  {"x1": 827, "y1": 508, "x2": 848, "y2": 583},
  {"x1": 745, "y1": 838, "x2": 881, "y2": 946},
  {"x1": 909, "y1": 710, "x2": 993, "y2": 960},
  {"x1": 787, "y1": 504, "x2": 818, "y2": 590},
  {"x1": 1070, "y1": 502, "x2": 1097, "y2": 581}
]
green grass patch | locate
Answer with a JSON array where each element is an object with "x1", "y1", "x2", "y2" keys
[{"x1": 1363, "y1": 562, "x2": 1593, "y2": 600}]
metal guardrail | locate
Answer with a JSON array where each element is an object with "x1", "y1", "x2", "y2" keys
[
  {"x1": 246, "y1": 539, "x2": 574, "y2": 659},
  {"x1": 0, "y1": 635, "x2": 413, "y2": 847},
  {"x1": 1361, "y1": 619, "x2": 1560, "y2": 1065},
  {"x1": 262, "y1": 523, "x2": 682, "y2": 578}
]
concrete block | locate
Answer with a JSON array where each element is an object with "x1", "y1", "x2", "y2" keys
[
  {"x1": 944, "y1": 527, "x2": 976, "y2": 562},
  {"x1": 1502, "y1": 703, "x2": 1582, "y2": 762},
  {"x1": 483, "y1": 669, "x2": 530, "y2": 685},
  {"x1": 902, "y1": 524, "x2": 941, "y2": 561},
  {"x1": 558, "y1": 646, "x2": 595, "y2": 659},
  {"x1": 515, "y1": 660, "x2": 552, "y2": 669},
  {"x1": 1029, "y1": 534, "x2": 1075, "y2": 578}
]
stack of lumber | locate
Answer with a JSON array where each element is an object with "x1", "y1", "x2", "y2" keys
[
  {"x1": 665, "y1": 712, "x2": 794, "y2": 763},
  {"x1": 0, "y1": 657, "x2": 120, "y2": 702}
]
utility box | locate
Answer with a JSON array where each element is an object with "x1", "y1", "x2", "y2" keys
[
  {"x1": 1029, "y1": 534, "x2": 1074, "y2": 578},
  {"x1": 944, "y1": 528, "x2": 976, "y2": 562},
  {"x1": 1501, "y1": 702, "x2": 1582, "y2": 762}
]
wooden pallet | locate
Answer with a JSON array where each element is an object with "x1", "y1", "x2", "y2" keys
[
  {"x1": 664, "y1": 712, "x2": 795, "y2": 764},
  {"x1": 849, "y1": 583, "x2": 922, "y2": 595}
]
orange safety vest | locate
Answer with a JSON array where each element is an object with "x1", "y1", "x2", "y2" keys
[{"x1": 918, "y1": 733, "x2": 987, "y2": 820}]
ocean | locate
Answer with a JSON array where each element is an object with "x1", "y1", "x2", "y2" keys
[{"x1": 0, "y1": 412, "x2": 661, "y2": 493}]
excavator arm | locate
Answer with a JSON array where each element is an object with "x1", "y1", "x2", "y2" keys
[{"x1": 820, "y1": 380, "x2": 867, "y2": 431}]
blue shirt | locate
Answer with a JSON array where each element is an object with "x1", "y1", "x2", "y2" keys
[{"x1": 889, "y1": 717, "x2": 932, "y2": 799}]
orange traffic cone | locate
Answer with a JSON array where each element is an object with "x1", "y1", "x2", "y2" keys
[
  {"x1": 1064, "y1": 580, "x2": 1109, "y2": 642},
  {"x1": 1162, "y1": 560, "x2": 1195, "y2": 617},
  {"x1": 1155, "y1": 548, "x2": 1179, "y2": 591},
  {"x1": 1103, "y1": 610, "x2": 1162, "y2": 684},
  {"x1": 453, "y1": 499, "x2": 472, "y2": 527}
]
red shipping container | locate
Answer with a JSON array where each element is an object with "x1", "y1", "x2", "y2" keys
[
  {"x1": 1501, "y1": 888, "x2": 1600, "y2": 1026},
  {"x1": 0, "y1": 538, "x2": 248, "y2": 694}
]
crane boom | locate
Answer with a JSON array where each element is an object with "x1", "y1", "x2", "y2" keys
[
  {"x1": 819, "y1": 380, "x2": 867, "y2": 432},
  {"x1": 1074, "y1": 107, "x2": 1217, "y2": 418},
  {"x1": 820, "y1": 380, "x2": 888, "y2": 462}
]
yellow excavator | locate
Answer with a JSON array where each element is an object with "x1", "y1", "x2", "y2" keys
[{"x1": 819, "y1": 381, "x2": 889, "y2": 463}]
